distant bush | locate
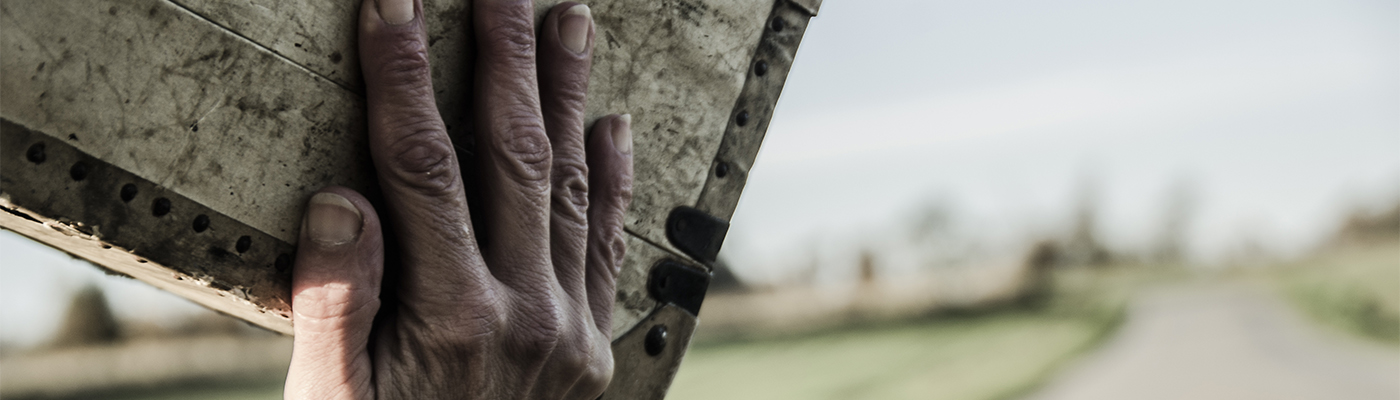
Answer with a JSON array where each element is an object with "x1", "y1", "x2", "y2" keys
[{"x1": 1279, "y1": 246, "x2": 1400, "y2": 344}]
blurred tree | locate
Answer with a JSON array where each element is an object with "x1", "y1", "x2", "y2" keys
[
  {"x1": 1062, "y1": 175, "x2": 1111, "y2": 267},
  {"x1": 859, "y1": 250, "x2": 877, "y2": 284},
  {"x1": 51, "y1": 285, "x2": 120, "y2": 347},
  {"x1": 1332, "y1": 199, "x2": 1400, "y2": 245},
  {"x1": 1015, "y1": 240, "x2": 1059, "y2": 308},
  {"x1": 1151, "y1": 178, "x2": 1197, "y2": 264},
  {"x1": 907, "y1": 196, "x2": 976, "y2": 270}
]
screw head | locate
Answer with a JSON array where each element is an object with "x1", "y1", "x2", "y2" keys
[
  {"x1": 715, "y1": 162, "x2": 730, "y2": 178},
  {"x1": 645, "y1": 324, "x2": 668, "y2": 356},
  {"x1": 736, "y1": 111, "x2": 750, "y2": 127},
  {"x1": 771, "y1": 17, "x2": 785, "y2": 32},
  {"x1": 26, "y1": 143, "x2": 46, "y2": 164},
  {"x1": 754, "y1": 60, "x2": 768, "y2": 76}
]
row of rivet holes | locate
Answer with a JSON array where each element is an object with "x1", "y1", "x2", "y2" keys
[
  {"x1": 634, "y1": 13, "x2": 792, "y2": 369},
  {"x1": 24, "y1": 141, "x2": 291, "y2": 272},
  {"x1": 634, "y1": 13, "x2": 791, "y2": 364},
  {"x1": 714, "y1": 16, "x2": 786, "y2": 180}
]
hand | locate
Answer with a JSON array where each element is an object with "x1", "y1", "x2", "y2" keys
[{"x1": 282, "y1": 0, "x2": 633, "y2": 398}]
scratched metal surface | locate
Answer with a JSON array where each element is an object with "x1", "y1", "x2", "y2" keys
[
  {"x1": 2, "y1": 0, "x2": 818, "y2": 397},
  {"x1": 170, "y1": 0, "x2": 771, "y2": 253},
  {"x1": 3, "y1": 0, "x2": 771, "y2": 250}
]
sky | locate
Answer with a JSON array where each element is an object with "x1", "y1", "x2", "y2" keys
[
  {"x1": 721, "y1": 0, "x2": 1400, "y2": 282},
  {"x1": 3, "y1": 0, "x2": 1398, "y2": 347}
]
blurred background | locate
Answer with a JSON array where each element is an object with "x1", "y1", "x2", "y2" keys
[{"x1": 2, "y1": 0, "x2": 1397, "y2": 399}]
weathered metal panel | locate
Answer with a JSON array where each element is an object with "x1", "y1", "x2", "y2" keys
[
  {"x1": 0, "y1": 0, "x2": 820, "y2": 397},
  {"x1": 1, "y1": 0, "x2": 373, "y2": 245},
  {"x1": 695, "y1": 0, "x2": 816, "y2": 220},
  {"x1": 602, "y1": 304, "x2": 699, "y2": 400},
  {"x1": 172, "y1": 0, "x2": 773, "y2": 255}
]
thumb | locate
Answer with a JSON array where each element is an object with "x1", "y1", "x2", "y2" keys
[{"x1": 285, "y1": 188, "x2": 383, "y2": 399}]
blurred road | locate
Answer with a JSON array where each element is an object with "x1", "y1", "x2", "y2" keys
[{"x1": 1025, "y1": 282, "x2": 1400, "y2": 400}]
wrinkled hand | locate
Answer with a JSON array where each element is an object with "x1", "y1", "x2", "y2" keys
[{"x1": 283, "y1": 0, "x2": 633, "y2": 398}]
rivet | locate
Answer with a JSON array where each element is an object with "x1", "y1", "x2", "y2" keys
[
  {"x1": 236, "y1": 236, "x2": 252, "y2": 253},
  {"x1": 715, "y1": 162, "x2": 729, "y2": 178},
  {"x1": 275, "y1": 253, "x2": 291, "y2": 272},
  {"x1": 736, "y1": 111, "x2": 750, "y2": 126},
  {"x1": 25, "y1": 143, "x2": 45, "y2": 164},
  {"x1": 771, "y1": 17, "x2": 785, "y2": 32},
  {"x1": 754, "y1": 60, "x2": 768, "y2": 76},
  {"x1": 69, "y1": 161, "x2": 89, "y2": 181},
  {"x1": 120, "y1": 184, "x2": 138, "y2": 202},
  {"x1": 644, "y1": 324, "x2": 668, "y2": 356},
  {"x1": 152, "y1": 197, "x2": 172, "y2": 217},
  {"x1": 192, "y1": 214, "x2": 210, "y2": 233}
]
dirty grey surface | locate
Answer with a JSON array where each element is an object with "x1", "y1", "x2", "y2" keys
[
  {"x1": 0, "y1": 0, "x2": 374, "y2": 245},
  {"x1": 175, "y1": 0, "x2": 773, "y2": 255},
  {"x1": 602, "y1": 304, "x2": 699, "y2": 400},
  {"x1": 695, "y1": 0, "x2": 813, "y2": 220}
]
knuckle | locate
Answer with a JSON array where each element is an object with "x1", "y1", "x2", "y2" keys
[
  {"x1": 293, "y1": 284, "x2": 379, "y2": 324},
  {"x1": 545, "y1": 78, "x2": 588, "y2": 108},
  {"x1": 509, "y1": 306, "x2": 565, "y2": 362},
  {"x1": 501, "y1": 287, "x2": 566, "y2": 362},
  {"x1": 481, "y1": 12, "x2": 537, "y2": 65},
  {"x1": 591, "y1": 229, "x2": 628, "y2": 276},
  {"x1": 612, "y1": 174, "x2": 634, "y2": 202},
  {"x1": 574, "y1": 340, "x2": 616, "y2": 396},
  {"x1": 607, "y1": 234, "x2": 627, "y2": 270},
  {"x1": 490, "y1": 116, "x2": 552, "y2": 185},
  {"x1": 384, "y1": 128, "x2": 461, "y2": 196},
  {"x1": 371, "y1": 33, "x2": 433, "y2": 90},
  {"x1": 552, "y1": 161, "x2": 590, "y2": 220},
  {"x1": 556, "y1": 347, "x2": 592, "y2": 378}
]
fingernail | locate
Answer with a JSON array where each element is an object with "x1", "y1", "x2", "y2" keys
[
  {"x1": 377, "y1": 0, "x2": 415, "y2": 25},
  {"x1": 559, "y1": 4, "x2": 592, "y2": 54},
  {"x1": 306, "y1": 193, "x2": 362, "y2": 246},
  {"x1": 612, "y1": 114, "x2": 632, "y2": 154}
]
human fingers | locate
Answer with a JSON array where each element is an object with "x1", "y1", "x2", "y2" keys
[
  {"x1": 471, "y1": 0, "x2": 555, "y2": 289},
  {"x1": 583, "y1": 114, "x2": 633, "y2": 336},
  {"x1": 549, "y1": 115, "x2": 633, "y2": 400},
  {"x1": 537, "y1": 2, "x2": 596, "y2": 301},
  {"x1": 358, "y1": 0, "x2": 490, "y2": 306},
  {"x1": 285, "y1": 189, "x2": 383, "y2": 400}
]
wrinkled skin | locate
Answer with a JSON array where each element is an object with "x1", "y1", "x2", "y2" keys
[{"x1": 283, "y1": 0, "x2": 633, "y2": 398}]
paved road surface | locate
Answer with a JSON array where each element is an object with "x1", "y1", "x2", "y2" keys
[{"x1": 1026, "y1": 282, "x2": 1400, "y2": 400}]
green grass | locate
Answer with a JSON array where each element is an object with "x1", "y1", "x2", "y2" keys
[
  {"x1": 668, "y1": 312, "x2": 1111, "y2": 400},
  {"x1": 1272, "y1": 244, "x2": 1400, "y2": 344},
  {"x1": 665, "y1": 266, "x2": 1156, "y2": 400}
]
